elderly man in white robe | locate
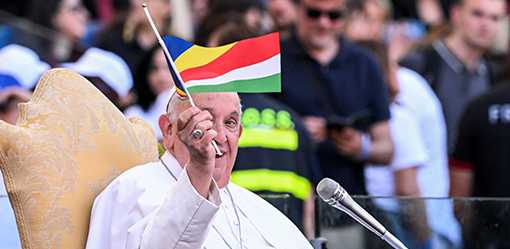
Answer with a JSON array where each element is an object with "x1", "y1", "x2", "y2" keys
[{"x1": 85, "y1": 89, "x2": 313, "y2": 249}]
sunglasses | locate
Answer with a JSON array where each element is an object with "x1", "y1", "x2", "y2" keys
[{"x1": 305, "y1": 7, "x2": 345, "y2": 21}]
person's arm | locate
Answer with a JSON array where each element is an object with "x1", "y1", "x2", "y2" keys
[
  {"x1": 176, "y1": 107, "x2": 218, "y2": 197},
  {"x1": 449, "y1": 159, "x2": 474, "y2": 222},
  {"x1": 366, "y1": 121, "x2": 393, "y2": 164},
  {"x1": 450, "y1": 169, "x2": 473, "y2": 197},
  {"x1": 449, "y1": 100, "x2": 477, "y2": 222},
  {"x1": 303, "y1": 190, "x2": 315, "y2": 239},
  {"x1": 331, "y1": 121, "x2": 393, "y2": 164},
  {"x1": 85, "y1": 167, "x2": 221, "y2": 249},
  {"x1": 298, "y1": 116, "x2": 319, "y2": 239},
  {"x1": 394, "y1": 168, "x2": 431, "y2": 242},
  {"x1": 140, "y1": 169, "x2": 221, "y2": 249},
  {"x1": 141, "y1": 107, "x2": 223, "y2": 249}
]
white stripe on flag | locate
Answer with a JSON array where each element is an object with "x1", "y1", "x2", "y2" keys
[{"x1": 185, "y1": 54, "x2": 280, "y2": 87}]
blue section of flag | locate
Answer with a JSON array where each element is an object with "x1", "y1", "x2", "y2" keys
[
  {"x1": 162, "y1": 36, "x2": 193, "y2": 61},
  {"x1": 162, "y1": 54, "x2": 187, "y2": 97},
  {"x1": 161, "y1": 35, "x2": 191, "y2": 97}
]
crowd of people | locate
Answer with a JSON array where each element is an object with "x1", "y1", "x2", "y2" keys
[{"x1": 0, "y1": 0, "x2": 509, "y2": 248}]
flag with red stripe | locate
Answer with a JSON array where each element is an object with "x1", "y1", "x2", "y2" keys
[{"x1": 162, "y1": 32, "x2": 281, "y2": 97}]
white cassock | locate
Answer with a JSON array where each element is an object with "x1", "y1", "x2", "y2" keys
[{"x1": 85, "y1": 152, "x2": 313, "y2": 249}]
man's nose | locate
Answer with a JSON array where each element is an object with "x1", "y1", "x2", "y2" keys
[
  {"x1": 214, "y1": 125, "x2": 228, "y2": 144},
  {"x1": 317, "y1": 15, "x2": 332, "y2": 27}
]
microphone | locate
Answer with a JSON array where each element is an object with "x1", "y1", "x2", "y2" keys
[{"x1": 316, "y1": 178, "x2": 408, "y2": 249}]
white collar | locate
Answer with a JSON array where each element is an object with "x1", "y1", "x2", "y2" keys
[{"x1": 160, "y1": 151, "x2": 182, "y2": 181}]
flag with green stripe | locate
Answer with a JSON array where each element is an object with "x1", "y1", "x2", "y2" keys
[{"x1": 162, "y1": 32, "x2": 281, "y2": 96}]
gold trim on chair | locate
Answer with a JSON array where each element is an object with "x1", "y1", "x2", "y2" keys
[{"x1": 0, "y1": 69, "x2": 158, "y2": 249}]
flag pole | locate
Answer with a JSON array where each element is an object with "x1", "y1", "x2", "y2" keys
[
  {"x1": 142, "y1": 3, "x2": 195, "y2": 106},
  {"x1": 142, "y1": 3, "x2": 222, "y2": 156}
]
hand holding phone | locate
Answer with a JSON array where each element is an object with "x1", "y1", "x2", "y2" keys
[{"x1": 326, "y1": 110, "x2": 371, "y2": 131}]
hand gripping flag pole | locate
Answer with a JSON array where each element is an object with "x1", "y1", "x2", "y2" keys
[{"x1": 142, "y1": 3, "x2": 223, "y2": 156}]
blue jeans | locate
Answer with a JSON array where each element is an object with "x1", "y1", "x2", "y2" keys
[{"x1": 383, "y1": 210, "x2": 454, "y2": 249}]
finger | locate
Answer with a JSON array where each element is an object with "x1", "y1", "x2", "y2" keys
[
  {"x1": 198, "y1": 129, "x2": 218, "y2": 154},
  {"x1": 186, "y1": 111, "x2": 213, "y2": 131},
  {"x1": 200, "y1": 129, "x2": 217, "y2": 146},
  {"x1": 180, "y1": 111, "x2": 213, "y2": 141},
  {"x1": 177, "y1": 107, "x2": 201, "y2": 130},
  {"x1": 192, "y1": 120, "x2": 213, "y2": 134}
]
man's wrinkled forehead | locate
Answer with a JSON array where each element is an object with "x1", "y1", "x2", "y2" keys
[
  {"x1": 166, "y1": 90, "x2": 241, "y2": 118},
  {"x1": 193, "y1": 92, "x2": 241, "y2": 114}
]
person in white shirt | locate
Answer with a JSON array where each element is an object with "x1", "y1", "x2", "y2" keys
[
  {"x1": 357, "y1": 40, "x2": 460, "y2": 249},
  {"x1": 362, "y1": 56, "x2": 431, "y2": 247},
  {"x1": 85, "y1": 89, "x2": 312, "y2": 249},
  {"x1": 397, "y1": 67, "x2": 461, "y2": 248},
  {"x1": 365, "y1": 102, "x2": 432, "y2": 249},
  {"x1": 366, "y1": 66, "x2": 462, "y2": 249}
]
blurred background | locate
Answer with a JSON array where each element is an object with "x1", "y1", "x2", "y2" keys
[{"x1": 0, "y1": 0, "x2": 509, "y2": 248}]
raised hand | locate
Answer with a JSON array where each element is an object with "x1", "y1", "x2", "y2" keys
[{"x1": 176, "y1": 106, "x2": 218, "y2": 197}]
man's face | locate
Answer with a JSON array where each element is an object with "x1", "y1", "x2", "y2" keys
[
  {"x1": 268, "y1": 0, "x2": 297, "y2": 30},
  {"x1": 296, "y1": 0, "x2": 346, "y2": 49},
  {"x1": 345, "y1": 0, "x2": 387, "y2": 42},
  {"x1": 453, "y1": 0, "x2": 507, "y2": 50},
  {"x1": 163, "y1": 92, "x2": 242, "y2": 188}
]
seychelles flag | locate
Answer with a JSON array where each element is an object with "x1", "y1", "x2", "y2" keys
[{"x1": 162, "y1": 32, "x2": 281, "y2": 97}]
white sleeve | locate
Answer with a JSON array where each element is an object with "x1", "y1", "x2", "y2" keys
[
  {"x1": 85, "y1": 169, "x2": 221, "y2": 249},
  {"x1": 390, "y1": 108, "x2": 428, "y2": 171},
  {"x1": 140, "y1": 169, "x2": 221, "y2": 249},
  {"x1": 85, "y1": 175, "x2": 147, "y2": 249}
]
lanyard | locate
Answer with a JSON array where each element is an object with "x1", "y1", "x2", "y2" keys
[{"x1": 160, "y1": 159, "x2": 244, "y2": 249}]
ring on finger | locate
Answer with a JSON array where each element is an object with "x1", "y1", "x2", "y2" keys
[{"x1": 191, "y1": 129, "x2": 204, "y2": 139}]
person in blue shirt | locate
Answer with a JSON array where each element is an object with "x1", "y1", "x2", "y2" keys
[{"x1": 275, "y1": 0, "x2": 393, "y2": 195}]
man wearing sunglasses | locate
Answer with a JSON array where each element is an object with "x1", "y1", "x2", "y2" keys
[{"x1": 275, "y1": 1, "x2": 393, "y2": 245}]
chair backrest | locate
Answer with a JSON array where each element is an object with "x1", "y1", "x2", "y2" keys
[{"x1": 0, "y1": 68, "x2": 159, "y2": 249}]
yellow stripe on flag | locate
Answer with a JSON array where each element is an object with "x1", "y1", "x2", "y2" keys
[{"x1": 175, "y1": 43, "x2": 236, "y2": 72}]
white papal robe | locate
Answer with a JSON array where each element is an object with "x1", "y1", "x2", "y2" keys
[{"x1": 85, "y1": 152, "x2": 313, "y2": 249}]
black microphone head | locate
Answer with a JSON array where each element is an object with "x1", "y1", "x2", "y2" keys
[{"x1": 316, "y1": 178, "x2": 341, "y2": 201}]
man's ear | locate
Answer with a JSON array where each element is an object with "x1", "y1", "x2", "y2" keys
[
  {"x1": 159, "y1": 114, "x2": 172, "y2": 136},
  {"x1": 159, "y1": 114, "x2": 174, "y2": 150}
]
